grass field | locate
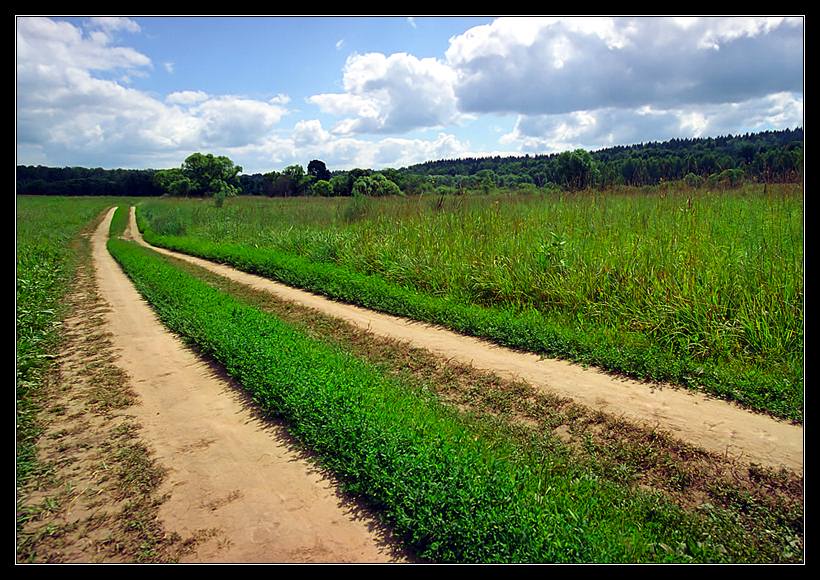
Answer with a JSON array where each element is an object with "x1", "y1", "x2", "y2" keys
[
  {"x1": 136, "y1": 184, "x2": 804, "y2": 420},
  {"x1": 108, "y1": 234, "x2": 803, "y2": 562},
  {"x1": 15, "y1": 196, "x2": 803, "y2": 562}
]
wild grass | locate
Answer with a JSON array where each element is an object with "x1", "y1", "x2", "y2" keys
[
  {"x1": 107, "y1": 236, "x2": 800, "y2": 562},
  {"x1": 136, "y1": 184, "x2": 804, "y2": 420}
]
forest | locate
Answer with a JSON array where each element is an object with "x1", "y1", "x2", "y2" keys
[{"x1": 17, "y1": 128, "x2": 803, "y2": 198}]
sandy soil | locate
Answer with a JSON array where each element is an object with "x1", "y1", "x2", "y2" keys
[
  {"x1": 127, "y1": 207, "x2": 803, "y2": 473},
  {"x1": 96, "y1": 208, "x2": 402, "y2": 563}
]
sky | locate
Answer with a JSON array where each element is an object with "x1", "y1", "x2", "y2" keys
[{"x1": 16, "y1": 16, "x2": 804, "y2": 174}]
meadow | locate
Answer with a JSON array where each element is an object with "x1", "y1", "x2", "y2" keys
[
  {"x1": 15, "y1": 196, "x2": 804, "y2": 562},
  {"x1": 108, "y1": 222, "x2": 803, "y2": 563},
  {"x1": 136, "y1": 184, "x2": 804, "y2": 421}
]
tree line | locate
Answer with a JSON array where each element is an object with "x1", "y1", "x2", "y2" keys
[{"x1": 17, "y1": 128, "x2": 803, "y2": 198}]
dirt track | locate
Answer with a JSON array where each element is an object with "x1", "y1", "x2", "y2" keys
[
  {"x1": 127, "y1": 207, "x2": 803, "y2": 473},
  {"x1": 95, "y1": 208, "x2": 402, "y2": 563}
]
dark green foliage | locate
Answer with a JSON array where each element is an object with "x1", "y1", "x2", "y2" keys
[
  {"x1": 402, "y1": 128, "x2": 803, "y2": 189},
  {"x1": 16, "y1": 166, "x2": 164, "y2": 197},
  {"x1": 307, "y1": 159, "x2": 332, "y2": 182},
  {"x1": 107, "y1": 237, "x2": 789, "y2": 562}
]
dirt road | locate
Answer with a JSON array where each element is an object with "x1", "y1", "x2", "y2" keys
[
  {"x1": 127, "y1": 207, "x2": 803, "y2": 473},
  {"x1": 95, "y1": 208, "x2": 402, "y2": 563}
]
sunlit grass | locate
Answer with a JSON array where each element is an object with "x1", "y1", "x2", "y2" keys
[{"x1": 136, "y1": 184, "x2": 803, "y2": 419}]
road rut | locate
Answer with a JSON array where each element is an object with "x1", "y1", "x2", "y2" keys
[{"x1": 95, "y1": 208, "x2": 401, "y2": 563}]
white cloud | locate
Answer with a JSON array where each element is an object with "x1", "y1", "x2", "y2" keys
[
  {"x1": 166, "y1": 90, "x2": 208, "y2": 105},
  {"x1": 336, "y1": 38, "x2": 345, "y2": 50},
  {"x1": 268, "y1": 93, "x2": 291, "y2": 105},
  {"x1": 222, "y1": 120, "x2": 470, "y2": 172},
  {"x1": 308, "y1": 52, "x2": 460, "y2": 134},
  {"x1": 447, "y1": 17, "x2": 803, "y2": 116},
  {"x1": 163, "y1": 61, "x2": 174, "y2": 74},
  {"x1": 407, "y1": 17, "x2": 417, "y2": 29},
  {"x1": 17, "y1": 16, "x2": 151, "y2": 72},
  {"x1": 87, "y1": 17, "x2": 141, "y2": 34},
  {"x1": 501, "y1": 92, "x2": 804, "y2": 153},
  {"x1": 16, "y1": 17, "x2": 289, "y2": 168}
]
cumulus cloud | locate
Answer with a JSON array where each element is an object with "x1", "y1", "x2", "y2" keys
[
  {"x1": 224, "y1": 120, "x2": 470, "y2": 172},
  {"x1": 166, "y1": 90, "x2": 208, "y2": 105},
  {"x1": 501, "y1": 92, "x2": 804, "y2": 153},
  {"x1": 87, "y1": 17, "x2": 141, "y2": 34},
  {"x1": 17, "y1": 16, "x2": 151, "y2": 72},
  {"x1": 308, "y1": 52, "x2": 460, "y2": 134},
  {"x1": 447, "y1": 16, "x2": 803, "y2": 115},
  {"x1": 16, "y1": 17, "x2": 289, "y2": 168}
]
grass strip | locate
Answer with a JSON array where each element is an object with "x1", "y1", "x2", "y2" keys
[
  {"x1": 109, "y1": 206, "x2": 129, "y2": 238},
  {"x1": 108, "y1": 236, "x2": 787, "y2": 563},
  {"x1": 137, "y1": 213, "x2": 801, "y2": 422}
]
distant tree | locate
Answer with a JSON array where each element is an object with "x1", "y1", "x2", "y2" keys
[
  {"x1": 556, "y1": 149, "x2": 597, "y2": 189},
  {"x1": 180, "y1": 153, "x2": 242, "y2": 198},
  {"x1": 154, "y1": 168, "x2": 193, "y2": 197},
  {"x1": 307, "y1": 159, "x2": 331, "y2": 182},
  {"x1": 329, "y1": 174, "x2": 350, "y2": 197},
  {"x1": 352, "y1": 174, "x2": 402, "y2": 197},
  {"x1": 283, "y1": 164, "x2": 310, "y2": 195},
  {"x1": 683, "y1": 172, "x2": 704, "y2": 188}
]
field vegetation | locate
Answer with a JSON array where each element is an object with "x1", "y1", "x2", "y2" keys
[
  {"x1": 136, "y1": 183, "x2": 803, "y2": 421},
  {"x1": 107, "y1": 235, "x2": 803, "y2": 562}
]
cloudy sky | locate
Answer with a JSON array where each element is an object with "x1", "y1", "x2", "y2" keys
[{"x1": 16, "y1": 16, "x2": 804, "y2": 173}]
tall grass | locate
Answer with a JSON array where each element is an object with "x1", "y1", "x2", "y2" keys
[{"x1": 136, "y1": 185, "x2": 803, "y2": 420}]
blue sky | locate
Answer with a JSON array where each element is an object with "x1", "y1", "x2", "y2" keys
[{"x1": 16, "y1": 16, "x2": 803, "y2": 173}]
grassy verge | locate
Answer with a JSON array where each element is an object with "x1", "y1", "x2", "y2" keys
[
  {"x1": 109, "y1": 205, "x2": 129, "y2": 238},
  {"x1": 108, "y1": 236, "x2": 800, "y2": 563},
  {"x1": 137, "y1": 203, "x2": 802, "y2": 422},
  {"x1": 17, "y1": 199, "x2": 126, "y2": 489}
]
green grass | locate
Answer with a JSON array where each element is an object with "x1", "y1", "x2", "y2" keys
[
  {"x1": 107, "y1": 236, "x2": 801, "y2": 563},
  {"x1": 109, "y1": 205, "x2": 129, "y2": 238},
  {"x1": 16, "y1": 198, "x2": 134, "y2": 487},
  {"x1": 134, "y1": 185, "x2": 804, "y2": 421}
]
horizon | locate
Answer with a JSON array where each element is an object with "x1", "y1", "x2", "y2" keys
[
  {"x1": 16, "y1": 16, "x2": 804, "y2": 173},
  {"x1": 14, "y1": 126, "x2": 805, "y2": 175}
]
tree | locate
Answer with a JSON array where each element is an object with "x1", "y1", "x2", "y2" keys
[
  {"x1": 311, "y1": 179, "x2": 333, "y2": 197},
  {"x1": 351, "y1": 174, "x2": 402, "y2": 197},
  {"x1": 283, "y1": 165, "x2": 310, "y2": 195},
  {"x1": 180, "y1": 153, "x2": 242, "y2": 197},
  {"x1": 154, "y1": 168, "x2": 193, "y2": 197},
  {"x1": 307, "y1": 159, "x2": 331, "y2": 182}
]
